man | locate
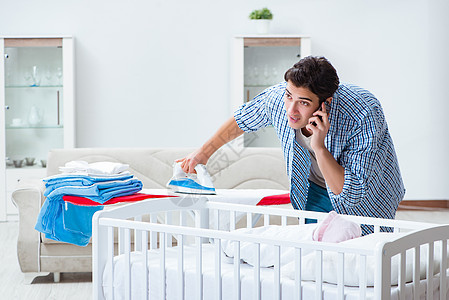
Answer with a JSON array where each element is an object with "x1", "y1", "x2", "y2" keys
[{"x1": 178, "y1": 56, "x2": 405, "y2": 234}]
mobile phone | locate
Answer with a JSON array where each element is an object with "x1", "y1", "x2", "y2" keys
[{"x1": 311, "y1": 106, "x2": 323, "y2": 126}]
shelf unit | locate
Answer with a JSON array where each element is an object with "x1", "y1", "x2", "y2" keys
[
  {"x1": 230, "y1": 35, "x2": 311, "y2": 147},
  {"x1": 0, "y1": 36, "x2": 75, "y2": 221}
]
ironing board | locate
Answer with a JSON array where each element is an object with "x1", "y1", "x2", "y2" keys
[
  {"x1": 139, "y1": 188, "x2": 291, "y2": 206},
  {"x1": 62, "y1": 189, "x2": 291, "y2": 207},
  {"x1": 62, "y1": 189, "x2": 292, "y2": 241},
  {"x1": 139, "y1": 189, "x2": 292, "y2": 229}
]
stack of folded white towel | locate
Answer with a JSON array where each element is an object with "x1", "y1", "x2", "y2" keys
[{"x1": 59, "y1": 160, "x2": 130, "y2": 176}]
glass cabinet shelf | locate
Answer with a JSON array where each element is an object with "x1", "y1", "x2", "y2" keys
[
  {"x1": 6, "y1": 85, "x2": 63, "y2": 89},
  {"x1": 5, "y1": 125, "x2": 63, "y2": 129},
  {"x1": 6, "y1": 165, "x2": 46, "y2": 170}
]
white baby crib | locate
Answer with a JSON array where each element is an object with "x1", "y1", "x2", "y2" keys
[{"x1": 92, "y1": 195, "x2": 449, "y2": 300}]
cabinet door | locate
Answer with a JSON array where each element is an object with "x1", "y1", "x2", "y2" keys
[
  {"x1": 232, "y1": 36, "x2": 311, "y2": 148},
  {"x1": 4, "y1": 38, "x2": 65, "y2": 160},
  {"x1": 1, "y1": 37, "x2": 74, "y2": 221}
]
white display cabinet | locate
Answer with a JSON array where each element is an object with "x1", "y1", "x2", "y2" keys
[
  {"x1": 0, "y1": 36, "x2": 75, "y2": 221},
  {"x1": 231, "y1": 35, "x2": 311, "y2": 147}
]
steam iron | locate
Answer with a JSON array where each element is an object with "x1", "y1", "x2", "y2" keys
[{"x1": 166, "y1": 162, "x2": 216, "y2": 195}]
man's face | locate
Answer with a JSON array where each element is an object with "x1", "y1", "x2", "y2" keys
[{"x1": 284, "y1": 81, "x2": 321, "y2": 130}]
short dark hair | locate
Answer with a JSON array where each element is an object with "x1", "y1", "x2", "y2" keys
[{"x1": 284, "y1": 56, "x2": 340, "y2": 102}]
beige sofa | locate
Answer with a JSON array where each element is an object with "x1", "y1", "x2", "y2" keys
[{"x1": 12, "y1": 147, "x2": 289, "y2": 283}]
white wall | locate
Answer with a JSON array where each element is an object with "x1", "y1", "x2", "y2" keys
[{"x1": 1, "y1": 0, "x2": 448, "y2": 200}]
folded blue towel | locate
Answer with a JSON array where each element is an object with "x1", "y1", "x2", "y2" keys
[
  {"x1": 45, "y1": 178, "x2": 143, "y2": 204},
  {"x1": 43, "y1": 173, "x2": 134, "y2": 196},
  {"x1": 35, "y1": 174, "x2": 143, "y2": 246}
]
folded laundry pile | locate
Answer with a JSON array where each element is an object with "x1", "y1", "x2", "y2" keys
[{"x1": 35, "y1": 161, "x2": 144, "y2": 246}]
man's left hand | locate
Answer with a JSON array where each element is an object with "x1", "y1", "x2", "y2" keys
[{"x1": 305, "y1": 102, "x2": 330, "y2": 151}]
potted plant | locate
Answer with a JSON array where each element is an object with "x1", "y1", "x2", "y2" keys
[{"x1": 249, "y1": 7, "x2": 273, "y2": 34}]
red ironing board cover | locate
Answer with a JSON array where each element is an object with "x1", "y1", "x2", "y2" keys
[
  {"x1": 63, "y1": 192, "x2": 290, "y2": 206},
  {"x1": 63, "y1": 193, "x2": 177, "y2": 206},
  {"x1": 256, "y1": 193, "x2": 290, "y2": 206}
]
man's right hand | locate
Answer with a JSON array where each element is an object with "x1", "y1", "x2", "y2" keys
[
  {"x1": 176, "y1": 149, "x2": 210, "y2": 174},
  {"x1": 176, "y1": 117, "x2": 244, "y2": 174}
]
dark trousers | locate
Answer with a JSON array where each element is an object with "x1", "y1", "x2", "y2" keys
[{"x1": 305, "y1": 181, "x2": 333, "y2": 224}]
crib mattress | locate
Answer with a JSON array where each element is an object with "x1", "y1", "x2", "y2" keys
[{"x1": 102, "y1": 244, "x2": 448, "y2": 300}]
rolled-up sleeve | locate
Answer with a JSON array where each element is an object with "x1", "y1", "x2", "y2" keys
[{"x1": 234, "y1": 89, "x2": 273, "y2": 132}]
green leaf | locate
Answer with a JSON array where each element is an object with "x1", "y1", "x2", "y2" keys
[{"x1": 249, "y1": 7, "x2": 273, "y2": 20}]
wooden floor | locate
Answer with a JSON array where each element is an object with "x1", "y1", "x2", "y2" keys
[
  {"x1": 0, "y1": 221, "x2": 92, "y2": 300},
  {"x1": 1, "y1": 209, "x2": 448, "y2": 300}
]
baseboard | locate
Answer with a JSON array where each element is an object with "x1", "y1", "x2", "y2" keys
[{"x1": 398, "y1": 200, "x2": 449, "y2": 211}]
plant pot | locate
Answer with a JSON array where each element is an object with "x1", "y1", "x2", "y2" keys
[{"x1": 253, "y1": 19, "x2": 271, "y2": 34}]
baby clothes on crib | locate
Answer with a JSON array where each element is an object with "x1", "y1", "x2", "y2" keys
[
  {"x1": 222, "y1": 211, "x2": 362, "y2": 267},
  {"x1": 312, "y1": 211, "x2": 362, "y2": 243}
]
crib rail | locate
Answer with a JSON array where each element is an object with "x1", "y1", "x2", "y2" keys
[
  {"x1": 205, "y1": 201, "x2": 437, "y2": 232},
  {"x1": 92, "y1": 195, "x2": 449, "y2": 300},
  {"x1": 376, "y1": 225, "x2": 449, "y2": 300}
]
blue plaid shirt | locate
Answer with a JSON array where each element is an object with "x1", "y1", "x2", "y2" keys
[{"x1": 234, "y1": 81, "x2": 405, "y2": 227}]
